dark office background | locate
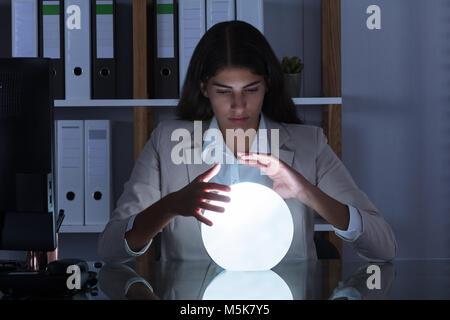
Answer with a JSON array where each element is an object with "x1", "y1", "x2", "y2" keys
[{"x1": 0, "y1": 0, "x2": 448, "y2": 263}]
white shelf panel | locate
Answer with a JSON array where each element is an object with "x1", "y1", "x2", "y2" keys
[
  {"x1": 292, "y1": 97, "x2": 342, "y2": 105},
  {"x1": 54, "y1": 97, "x2": 342, "y2": 107},
  {"x1": 314, "y1": 214, "x2": 334, "y2": 231},
  {"x1": 60, "y1": 223, "x2": 331, "y2": 232},
  {"x1": 54, "y1": 99, "x2": 179, "y2": 107},
  {"x1": 59, "y1": 225, "x2": 106, "y2": 233},
  {"x1": 314, "y1": 224, "x2": 334, "y2": 232}
]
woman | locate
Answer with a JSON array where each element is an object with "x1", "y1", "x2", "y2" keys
[{"x1": 98, "y1": 21, "x2": 397, "y2": 263}]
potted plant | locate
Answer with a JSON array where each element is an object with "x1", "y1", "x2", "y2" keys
[{"x1": 281, "y1": 56, "x2": 304, "y2": 97}]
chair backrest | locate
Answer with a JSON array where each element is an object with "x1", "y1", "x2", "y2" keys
[{"x1": 314, "y1": 233, "x2": 340, "y2": 260}]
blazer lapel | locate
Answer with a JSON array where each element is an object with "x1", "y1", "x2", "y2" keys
[
  {"x1": 264, "y1": 115, "x2": 295, "y2": 167},
  {"x1": 183, "y1": 119, "x2": 214, "y2": 183},
  {"x1": 279, "y1": 147, "x2": 295, "y2": 167},
  {"x1": 185, "y1": 149, "x2": 215, "y2": 183},
  {"x1": 180, "y1": 121, "x2": 214, "y2": 233}
]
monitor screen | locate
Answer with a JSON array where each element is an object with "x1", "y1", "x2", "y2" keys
[{"x1": 0, "y1": 58, "x2": 56, "y2": 252}]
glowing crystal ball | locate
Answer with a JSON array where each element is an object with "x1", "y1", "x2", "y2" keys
[{"x1": 201, "y1": 182, "x2": 294, "y2": 271}]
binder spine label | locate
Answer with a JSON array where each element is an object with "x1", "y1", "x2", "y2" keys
[
  {"x1": 12, "y1": 0, "x2": 39, "y2": 57},
  {"x1": 87, "y1": 129, "x2": 108, "y2": 184},
  {"x1": 206, "y1": 0, "x2": 235, "y2": 30},
  {"x1": 96, "y1": 0, "x2": 114, "y2": 59},
  {"x1": 43, "y1": 1, "x2": 61, "y2": 59},
  {"x1": 157, "y1": 0, "x2": 175, "y2": 58},
  {"x1": 179, "y1": 0, "x2": 206, "y2": 90}
]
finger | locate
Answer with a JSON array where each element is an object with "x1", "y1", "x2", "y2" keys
[
  {"x1": 237, "y1": 152, "x2": 260, "y2": 165},
  {"x1": 194, "y1": 212, "x2": 213, "y2": 226},
  {"x1": 201, "y1": 182, "x2": 231, "y2": 192},
  {"x1": 238, "y1": 157, "x2": 281, "y2": 177},
  {"x1": 199, "y1": 163, "x2": 221, "y2": 183},
  {"x1": 240, "y1": 153, "x2": 284, "y2": 175},
  {"x1": 237, "y1": 158, "x2": 268, "y2": 169},
  {"x1": 198, "y1": 201, "x2": 226, "y2": 213},
  {"x1": 238, "y1": 152, "x2": 276, "y2": 165},
  {"x1": 200, "y1": 191, "x2": 231, "y2": 203}
]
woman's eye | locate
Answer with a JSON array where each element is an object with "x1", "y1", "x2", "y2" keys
[{"x1": 216, "y1": 88, "x2": 258, "y2": 94}]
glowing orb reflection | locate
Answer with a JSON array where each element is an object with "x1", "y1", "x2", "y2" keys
[
  {"x1": 203, "y1": 270, "x2": 293, "y2": 300},
  {"x1": 201, "y1": 182, "x2": 294, "y2": 271}
]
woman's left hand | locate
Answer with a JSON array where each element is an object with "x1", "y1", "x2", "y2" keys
[
  {"x1": 238, "y1": 152, "x2": 351, "y2": 231},
  {"x1": 237, "y1": 152, "x2": 313, "y2": 203}
]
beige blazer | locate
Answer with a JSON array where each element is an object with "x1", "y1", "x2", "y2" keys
[{"x1": 98, "y1": 117, "x2": 397, "y2": 263}]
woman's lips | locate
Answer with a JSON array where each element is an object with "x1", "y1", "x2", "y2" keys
[{"x1": 228, "y1": 117, "x2": 249, "y2": 124}]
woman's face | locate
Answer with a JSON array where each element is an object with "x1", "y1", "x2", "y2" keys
[{"x1": 200, "y1": 67, "x2": 267, "y2": 133}]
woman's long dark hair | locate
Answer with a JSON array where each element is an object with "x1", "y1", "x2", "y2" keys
[{"x1": 176, "y1": 20, "x2": 303, "y2": 124}]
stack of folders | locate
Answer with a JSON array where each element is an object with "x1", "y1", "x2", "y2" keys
[
  {"x1": 152, "y1": 0, "x2": 264, "y2": 98},
  {"x1": 55, "y1": 120, "x2": 112, "y2": 228},
  {"x1": 8, "y1": 0, "x2": 116, "y2": 100},
  {"x1": 7, "y1": 0, "x2": 263, "y2": 100}
]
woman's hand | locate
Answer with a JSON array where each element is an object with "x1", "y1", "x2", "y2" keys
[
  {"x1": 237, "y1": 152, "x2": 313, "y2": 203},
  {"x1": 126, "y1": 163, "x2": 230, "y2": 252},
  {"x1": 237, "y1": 152, "x2": 350, "y2": 230},
  {"x1": 164, "y1": 163, "x2": 231, "y2": 226}
]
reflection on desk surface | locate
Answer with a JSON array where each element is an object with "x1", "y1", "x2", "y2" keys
[{"x1": 97, "y1": 259, "x2": 450, "y2": 300}]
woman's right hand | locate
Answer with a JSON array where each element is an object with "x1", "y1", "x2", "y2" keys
[{"x1": 164, "y1": 163, "x2": 231, "y2": 226}]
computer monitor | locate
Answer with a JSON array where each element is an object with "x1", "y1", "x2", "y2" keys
[{"x1": 0, "y1": 58, "x2": 56, "y2": 252}]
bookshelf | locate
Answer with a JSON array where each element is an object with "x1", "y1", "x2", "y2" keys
[
  {"x1": 54, "y1": 97, "x2": 342, "y2": 107},
  {"x1": 59, "y1": 225, "x2": 105, "y2": 233},
  {"x1": 131, "y1": 0, "x2": 343, "y2": 288}
]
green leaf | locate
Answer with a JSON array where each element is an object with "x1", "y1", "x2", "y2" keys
[{"x1": 280, "y1": 56, "x2": 303, "y2": 74}]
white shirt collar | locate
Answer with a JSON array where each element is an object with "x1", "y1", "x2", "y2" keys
[{"x1": 201, "y1": 114, "x2": 270, "y2": 164}]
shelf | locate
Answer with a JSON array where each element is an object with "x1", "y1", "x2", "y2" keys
[
  {"x1": 59, "y1": 225, "x2": 106, "y2": 233},
  {"x1": 59, "y1": 223, "x2": 332, "y2": 232},
  {"x1": 293, "y1": 97, "x2": 341, "y2": 105},
  {"x1": 314, "y1": 215, "x2": 334, "y2": 231},
  {"x1": 54, "y1": 97, "x2": 342, "y2": 107},
  {"x1": 314, "y1": 224, "x2": 334, "y2": 232}
]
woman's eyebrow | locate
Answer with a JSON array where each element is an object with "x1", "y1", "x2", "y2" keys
[{"x1": 212, "y1": 80, "x2": 261, "y2": 89}]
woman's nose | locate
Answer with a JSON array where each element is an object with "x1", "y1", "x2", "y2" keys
[{"x1": 231, "y1": 92, "x2": 246, "y2": 109}]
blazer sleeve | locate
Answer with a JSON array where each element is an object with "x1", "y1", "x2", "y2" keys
[
  {"x1": 98, "y1": 124, "x2": 162, "y2": 263},
  {"x1": 315, "y1": 127, "x2": 398, "y2": 261}
]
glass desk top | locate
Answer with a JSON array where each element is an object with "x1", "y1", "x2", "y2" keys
[{"x1": 93, "y1": 259, "x2": 450, "y2": 300}]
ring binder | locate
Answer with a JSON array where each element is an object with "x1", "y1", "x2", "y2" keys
[
  {"x1": 91, "y1": 0, "x2": 116, "y2": 99},
  {"x1": 65, "y1": 0, "x2": 91, "y2": 99},
  {"x1": 206, "y1": 0, "x2": 235, "y2": 30},
  {"x1": 84, "y1": 120, "x2": 112, "y2": 226},
  {"x1": 153, "y1": 0, "x2": 179, "y2": 98},
  {"x1": 39, "y1": 0, "x2": 65, "y2": 99},
  {"x1": 236, "y1": 0, "x2": 264, "y2": 34},
  {"x1": 56, "y1": 120, "x2": 85, "y2": 226},
  {"x1": 11, "y1": 0, "x2": 39, "y2": 58},
  {"x1": 178, "y1": 0, "x2": 205, "y2": 94}
]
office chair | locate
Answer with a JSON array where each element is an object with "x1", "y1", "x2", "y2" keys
[{"x1": 314, "y1": 232, "x2": 341, "y2": 259}]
